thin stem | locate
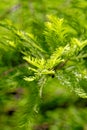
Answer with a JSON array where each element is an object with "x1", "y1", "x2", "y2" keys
[{"x1": 0, "y1": 62, "x2": 27, "y2": 78}]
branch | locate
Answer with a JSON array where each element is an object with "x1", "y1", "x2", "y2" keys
[{"x1": 54, "y1": 59, "x2": 69, "y2": 71}]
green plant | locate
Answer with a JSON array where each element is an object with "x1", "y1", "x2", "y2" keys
[{"x1": 0, "y1": 0, "x2": 87, "y2": 130}]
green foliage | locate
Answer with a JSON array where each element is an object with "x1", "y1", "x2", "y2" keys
[
  {"x1": 0, "y1": 0, "x2": 87, "y2": 130},
  {"x1": 19, "y1": 15, "x2": 87, "y2": 98}
]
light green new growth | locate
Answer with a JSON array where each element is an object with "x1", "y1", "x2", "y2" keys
[
  {"x1": 22, "y1": 15, "x2": 87, "y2": 98},
  {"x1": 0, "y1": 15, "x2": 87, "y2": 99}
]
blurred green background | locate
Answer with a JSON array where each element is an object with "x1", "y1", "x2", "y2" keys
[{"x1": 0, "y1": 0, "x2": 87, "y2": 130}]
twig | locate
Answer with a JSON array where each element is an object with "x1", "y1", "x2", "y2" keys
[
  {"x1": 54, "y1": 59, "x2": 69, "y2": 71},
  {"x1": 0, "y1": 62, "x2": 27, "y2": 78}
]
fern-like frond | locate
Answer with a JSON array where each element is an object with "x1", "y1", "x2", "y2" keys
[
  {"x1": 46, "y1": 47, "x2": 64, "y2": 69},
  {"x1": 44, "y1": 15, "x2": 68, "y2": 52},
  {"x1": 56, "y1": 66, "x2": 87, "y2": 98},
  {"x1": 14, "y1": 30, "x2": 45, "y2": 53},
  {"x1": 23, "y1": 56, "x2": 45, "y2": 69},
  {"x1": 0, "y1": 20, "x2": 45, "y2": 58}
]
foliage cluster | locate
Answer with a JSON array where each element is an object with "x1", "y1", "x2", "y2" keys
[{"x1": 0, "y1": 0, "x2": 87, "y2": 130}]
